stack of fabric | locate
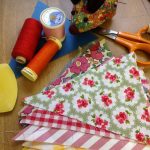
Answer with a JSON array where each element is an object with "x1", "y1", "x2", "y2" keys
[{"x1": 14, "y1": 38, "x2": 150, "y2": 150}]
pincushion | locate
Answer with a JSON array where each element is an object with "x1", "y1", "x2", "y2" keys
[{"x1": 69, "y1": 0, "x2": 118, "y2": 34}]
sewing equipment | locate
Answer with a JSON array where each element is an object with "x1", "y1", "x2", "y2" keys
[
  {"x1": 21, "y1": 37, "x2": 62, "y2": 82},
  {"x1": 93, "y1": 25, "x2": 150, "y2": 66},
  {"x1": 1, "y1": 1, "x2": 150, "y2": 150},
  {"x1": 11, "y1": 18, "x2": 42, "y2": 64},
  {"x1": 69, "y1": 0, "x2": 118, "y2": 34},
  {"x1": 40, "y1": 7, "x2": 66, "y2": 42}
]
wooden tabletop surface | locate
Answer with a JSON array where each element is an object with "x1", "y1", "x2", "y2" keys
[{"x1": 0, "y1": 0, "x2": 150, "y2": 149}]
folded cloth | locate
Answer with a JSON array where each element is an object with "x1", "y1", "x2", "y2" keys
[
  {"x1": 14, "y1": 39, "x2": 134, "y2": 149},
  {"x1": 15, "y1": 43, "x2": 150, "y2": 149},
  {"x1": 19, "y1": 41, "x2": 150, "y2": 142},
  {"x1": 24, "y1": 53, "x2": 150, "y2": 144}
]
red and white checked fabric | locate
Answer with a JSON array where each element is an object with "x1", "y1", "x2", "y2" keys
[
  {"x1": 20, "y1": 109, "x2": 126, "y2": 140},
  {"x1": 14, "y1": 125, "x2": 150, "y2": 150}
]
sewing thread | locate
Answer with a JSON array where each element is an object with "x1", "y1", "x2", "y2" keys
[
  {"x1": 11, "y1": 18, "x2": 42, "y2": 64},
  {"x1": 21, "y1": 37, "x2": 62, "y2": 82},
  {"x1": 40, "y1": 7, "x2": 66, "y2": 42}
]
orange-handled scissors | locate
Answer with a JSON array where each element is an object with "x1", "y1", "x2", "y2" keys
[{"x1": 93, "y1": 25, "x2": 150, "y2": 67}]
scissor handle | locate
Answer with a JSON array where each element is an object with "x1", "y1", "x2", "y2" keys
[
  {"x1": 119, "y1": 32, "x2": 140, "y2": 41},
  {"x1": 119, "y1": 25, "x2": 150, "y2": 44},
  {"x1": 137, "y1": 25, "x2": 149, "y2": 35},
  {"x1": 116, "y1": 37, "x2": 150, "y2": 67},
  {"x1": 130, "y1": 42, "x2": 150, "y2": 67},
  {"x1": 137, "y1": 25, "x2": 150, "y2": 44}
]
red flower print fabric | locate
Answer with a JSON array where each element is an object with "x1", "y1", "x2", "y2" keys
[
  {"x1": 70, "y1": 57, "x2": 90, "y2": 74},
  {"x1": 115, "y1": 112, "x2": 128, "y2": 124}
]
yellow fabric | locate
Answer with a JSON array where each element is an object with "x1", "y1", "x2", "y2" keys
[
  {"x1": 53, "y1": 145, "x2": 65, "y2": 150},
  {"x1": 0, "y1": 64, "x2": 17, "y2": 112},
  {"x1": 22, "y1": 146, "x2": 85, "y2": 150},
  {"x1": 22, "y1": 148, "x2": 37, "y2": 150},
  {"x1": 22, "y1": 142, "x2": 85, "y2": 150}
]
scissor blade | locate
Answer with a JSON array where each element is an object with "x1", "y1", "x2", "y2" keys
[{"x1": 93, "y1": 27, "x2": 118, "y2": 40}]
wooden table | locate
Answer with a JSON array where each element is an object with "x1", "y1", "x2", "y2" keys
[{"x1": 0, "y1": 0, "x2": 150, "y2": 149}]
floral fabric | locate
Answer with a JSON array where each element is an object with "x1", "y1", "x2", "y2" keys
[
  {"x1": 25, "y1": 53, "x2": 150, "y2": 144},
  {"x1": 46, "y1": 39, "x2": 112, "y2": 90},
  {"x1": 20, "y1": 39, "x2": 112, "y2": 116}
]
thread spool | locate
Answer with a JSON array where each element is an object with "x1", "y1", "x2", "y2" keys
[
  {"x1": 11, "y1": 18, "x2": 42, "y2": 64},
  {"x1": 21, "y1": 37, "x2": 62, "y2": 82},
  {"x1": 40, "y1": 7, "x2": 66, "y2": 42}
]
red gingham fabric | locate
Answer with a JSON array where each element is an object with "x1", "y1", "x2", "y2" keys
[{"x1": 20, "y1": 109, "x2": 128, "y2": 140}]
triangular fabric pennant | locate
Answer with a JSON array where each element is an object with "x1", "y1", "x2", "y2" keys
[{"x1": 24, "y1": 53, "x2": 150, "y2": 144}]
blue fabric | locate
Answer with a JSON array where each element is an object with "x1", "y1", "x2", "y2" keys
[
  {"x1": 31, "y1": 1, "x2": 48, "y2": 20},
  {"x1": 9, "y1": 59, "x2": 25, "y2": 78},
  {"x1": 9, "y1": 1, "x2": 97, "y2": 78}
]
